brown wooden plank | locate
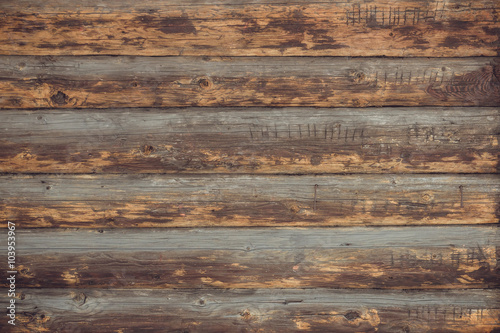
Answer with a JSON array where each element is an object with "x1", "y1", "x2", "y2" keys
[
  {"x1": 1, "y1": 107, "x2": 498, "y2": 174},
  {"x1": 1, "y1": 174, "x2": 498, "y2": 227},
  {"x1": 2, "y1": 289, "x2": 499, "y2": 332},
  {"x1": 0, "y1": 0, "x2": 498, "y2": 57},
  {"x1": 2, "y1": 227, "x2": 499, "y2": 289},
  {"x1": 0, "y1": 56, "x2": 499, "y2": 109}
]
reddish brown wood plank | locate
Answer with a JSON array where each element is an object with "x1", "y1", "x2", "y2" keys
[
  {"x1": 1, "y1": 174, "x2": 498, "y2": 227},
  {"x1": 0, "y1": 107, "x2": 498, "y2": 174},
  {"x1": 2, "y1": 289, "x2": 499, "y2": 332},
  {"x1": 0, "y1": 57, "x2": 499, "y2": 109},
  {"x1": 0, "y1": 0, "x2": 498, "y2": 56}
]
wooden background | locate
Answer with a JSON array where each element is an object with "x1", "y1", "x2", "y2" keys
[{"x1": 0, "y1": 0, "x2": 499, "y2": 332}]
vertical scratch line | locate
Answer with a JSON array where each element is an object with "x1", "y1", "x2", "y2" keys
[
  {"x1": 441, "y1": 0, "x2": 446, "y2": 18},
  {"x1": 313, "y1": 184, "x2": 318, "y2": 211},
  {"x1": 459, "y1": 185, "x2": 464, "y2": 208}
]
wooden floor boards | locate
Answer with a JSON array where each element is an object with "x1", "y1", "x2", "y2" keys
[{"x1": 0, "y1": 0, "x2": 499, "y2": 332}]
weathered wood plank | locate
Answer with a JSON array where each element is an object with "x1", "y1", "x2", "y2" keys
[
  {"x1": 1, "y1": 0, "x2": 499, "y2": 57},
  {"x1": 1, "y1": 175, "x2": 498, "y2": 227},
  {"x1": 2, "y1": 289, "x2": 499, "y2": 332},
  {"x1": 0, "y1": 57, "x2": 499, "y2": 109},
  {"x1": 1, "y1": 107, "x2": 498, "y2": 174},
  {"x1": 2, "y1": 227, "x2": 499, "y2": 289}
]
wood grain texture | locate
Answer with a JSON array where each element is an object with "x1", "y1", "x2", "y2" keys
[
  {"x1": 1, "y1": 107, "x2": 499, "y2": 174},
  {"x1": 2, "y1": 226, "x2": 499, "y2": 289},
  {"x1": 0, "y1": 0, "x2": 499, "y2": 57},
  {"x1": 1, "y1": 289, "x2": 499, "y2": 332},
  {"x1": 1, "y1": 174, "x2": 499, "y2": 227},
  {"x1": 0, "y1": 56, "x2": 499, "y2": 109}
]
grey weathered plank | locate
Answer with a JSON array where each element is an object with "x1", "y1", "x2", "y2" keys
[
  {"x1": 1, "y1": 0, "x2": 499, "y2": 57},
  {"x1": 1, "y1": 107, "x2": 498, "y2": 174},
  {"x1": 3, "y1": 226, "x2": 499, "y2": 289},
  {"x1": 1, "y1": 289, "x2": 499, "y2": 332},
  {"x1": 0, "y1": 56, "x2": 499, "y2": 108},
  {"x1": 1, "y1": 174, "x2": 499, "y2": 227}
]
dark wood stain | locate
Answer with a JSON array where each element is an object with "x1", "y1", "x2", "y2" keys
[{"x1": 159, "y1": 16, "x2": 197, "y2": 34}]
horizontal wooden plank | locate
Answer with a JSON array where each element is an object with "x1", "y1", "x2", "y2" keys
[
  {"x1": 2, "y1": 227, "x2": 499, "y2": 289},
  {"x1": 2, "y1": 289, "x2": 499, "y2": 332},
  {"x1": 1, "y1": 0, "x2": 499, "y2": 57},
  {"x1": 0, "y1": 57, "x2": 499, "y2": 108},
  {"x1": 1, "y1": 174, "x2": 499, "y2": 227},
  {"x1": 1, "y1": 107, "x2": 498, "y2": 174}
]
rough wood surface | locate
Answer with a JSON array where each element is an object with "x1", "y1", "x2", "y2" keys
[
  {"x1": 1, "y1": 107, "x2": 499, "y2": 174},
  {"x1": 1, "y1": 0, "x2": 499, "y2": 57},
  {"x1": 1, "y1": 174, "x2": 498, "y2": 227},
  {"x1": 2, "y1": 289, "x2": 499, "y2": 332},
  {"x1": 0, "y1": 56, "x2": 499, "y2": 109},
  {"x1": 2, "y1": 226, "x2": 499, "y2": 289}
]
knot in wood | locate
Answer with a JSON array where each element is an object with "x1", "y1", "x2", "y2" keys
[
  {"x1": 350, "y1": 71, "x2": 366, "y2": 83},
  {"x1": 142, "y1": 145, "x2": 155, "y2": 155},
  {"x1": 197, "y1": 76, "x2": 213, "y2": 90},
  {"x1": 420, "y1": 191, "x2": 434, "y2": 204},
  {"x1": 344, "y1": 310, "x2": 360, "y2": 321},
  {"x1": 50, "y1": 91, "x2": 69, "y2": 105}
]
